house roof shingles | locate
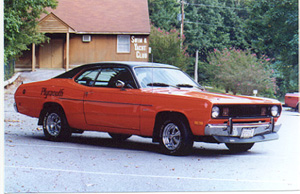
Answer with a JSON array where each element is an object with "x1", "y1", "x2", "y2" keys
[{"x1": 41, "y1": 0, "x2": 150, "y2": 34}]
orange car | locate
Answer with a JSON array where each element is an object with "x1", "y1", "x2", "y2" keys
[
  {"x1": 14, "y1": 62, "x2": 282, "y2": 155},
  {"x1": 284, "y1": 92, "x2": 299, "y2": 111}
]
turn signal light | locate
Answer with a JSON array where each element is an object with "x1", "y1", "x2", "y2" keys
[
  {"x1": 261, "y1": 107, "x2": 267, "y2": 116},
  {"x1": 222, "y1": 107, "x2": 229, "y2": 117}
]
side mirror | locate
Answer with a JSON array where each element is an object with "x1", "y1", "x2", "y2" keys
[{"x1": 116, "y1": 80, "x2": 125, "y2": 89}]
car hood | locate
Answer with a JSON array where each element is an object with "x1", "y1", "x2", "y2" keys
[{"x1": 143, "y1": 88, "x2": 281, "y2": 105}]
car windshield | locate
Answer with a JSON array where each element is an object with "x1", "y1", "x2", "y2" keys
[{"x1": 134, "y1": 67, "x2": 201, "y2": 89}]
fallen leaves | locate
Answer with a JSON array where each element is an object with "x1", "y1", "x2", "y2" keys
[{"x1": 4, "y1": 119, "x2": 21, "y2": 123}]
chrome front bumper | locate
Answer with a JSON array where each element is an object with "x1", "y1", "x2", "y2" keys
[{"x1": 204, "y1": 117, "x2": 281, "y2": 143}]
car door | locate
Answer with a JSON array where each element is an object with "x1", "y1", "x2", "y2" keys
[{"x1": 83, "y1": 66, "x2": 141, "y2": 130}]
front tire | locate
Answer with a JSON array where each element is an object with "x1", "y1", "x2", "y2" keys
[
  {"x1": 159, "y1": 118, "x2": 193, "y2": 156},
  {"x1": 43, "y1": 109, "x2": 71, "y2": 141},
  {"x1": 225, "y1": 143, "x2": 254, "y2": 153}
]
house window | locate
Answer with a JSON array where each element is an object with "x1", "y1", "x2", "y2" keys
[{"x1": 117, "y1": 35, "x2": 130, "y2": 53}]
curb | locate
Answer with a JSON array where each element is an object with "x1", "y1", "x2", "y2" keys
[{"x1": 4, "y1": 73, "x2": 21, "y2": 88}]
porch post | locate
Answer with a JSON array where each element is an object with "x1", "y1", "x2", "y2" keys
[
  {"x1": 32, "y1": 43, "x2": 36, "y2": 71},
  {"x1": 66, "y1": 31, "x2": 70, "y2": 71}
]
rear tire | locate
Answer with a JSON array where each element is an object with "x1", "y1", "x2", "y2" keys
[
  {"x1": 159, "y1": 118, "x2": 193, "y2": 156},
  {"x1": 43, "y1": 108, "x2": 71, "y2": 141},
  {"x1": 225, "y1": 143, "x2": 254, "y2": 153}
]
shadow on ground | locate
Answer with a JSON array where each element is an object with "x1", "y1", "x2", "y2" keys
[{"x1": 20, "y1": 133, "x2": 258, "y2": 158}]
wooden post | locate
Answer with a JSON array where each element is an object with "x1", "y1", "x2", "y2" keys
[
  {"x1": 66, "y1": 31, "x2": 70, "y2": 71},
  {"x1": 32, "y1": 43, "x2": 36, "y2": 71},
  {"x1": 180, "y1": 0, "x2": 184, "y2": 48}
]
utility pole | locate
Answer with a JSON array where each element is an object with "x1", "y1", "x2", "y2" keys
[
  {"x1": 194, "y1": 49, "x2": 199, "y2": 83},
  {"x1": 180, "y1": 0, "x2": 184, "y2": 48}
]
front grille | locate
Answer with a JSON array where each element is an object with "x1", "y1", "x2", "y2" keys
[{"x1": 217, "y1": 104, "x2": 279, "y2": 119}]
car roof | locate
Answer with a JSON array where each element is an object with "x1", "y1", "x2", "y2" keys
[
  {"x1": 54, "y1": 61, "x2": 178, "y2": 79},
  {"x1": 83, "y1": 61, "x2": 177, "y2": 68}
]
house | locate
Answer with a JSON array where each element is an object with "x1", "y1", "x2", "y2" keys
[{"x1": 17, "y1": 0, "x2": 150, "y2": 71}]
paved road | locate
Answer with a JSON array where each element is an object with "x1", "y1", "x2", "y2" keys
[{"x1": 3, "y1": 71, "x2": 300, "y2": 192}]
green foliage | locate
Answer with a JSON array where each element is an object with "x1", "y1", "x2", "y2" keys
[
  {"x1": 245, "y1": 0, "x2": 298, "y2": 95},
  {"x1": 149, "y1": 25, "x2": 190, "y2": 70},
  {"x1": 4, "y1": 60, "x2": 15, "y2": 81},
  {"x1": 184, "y1": 0, "x2": 248, "y2": 57},
  {"x1": 208, "y1": 48, "x2": 277, "y2": 97},
  {"x1": 4, "y1": 0, "x2": 58, "y2": 63},
  {"x1": 148, "y1": 0, "x2": 298, "y2": 98},
  {"x1": 148, "y1": 0, "x2": 180, "y2": 31}
]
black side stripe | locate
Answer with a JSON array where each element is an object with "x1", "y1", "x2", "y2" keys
[{"x1": 59, "y1": 97, "x2": 152, "y2": 107}]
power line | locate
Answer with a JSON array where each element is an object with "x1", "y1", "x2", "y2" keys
[
  {"x1": 185, "y1": 21, "x2": 243, "y2": 30},
  {"x1": 186, "y1": 3, "x2": 247, "y2": 11},
  {"x1": 177, "y1": 1, "x2": 246, "y2": 31}
]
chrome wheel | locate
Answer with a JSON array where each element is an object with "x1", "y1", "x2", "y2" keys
[
  {"x1": 43, "y1": 108, "x2": 71, "y2": 141},
  {"x1": 45, "y1": 113, "x2": 61, "y2": 137},
  {"x1": 162, "y1": 123, "x2": 182, "y2": 150},
  {"x1": 159, "y1": 117, "x2": 193, "y2": 155}
]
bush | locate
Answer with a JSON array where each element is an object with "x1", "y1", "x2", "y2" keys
[
  {"x1": 149, "y1": 25, "x2": 190, "y2": 70},
  {"x1": 207, "y1": 48, "x2": 277, "y2": 98}
]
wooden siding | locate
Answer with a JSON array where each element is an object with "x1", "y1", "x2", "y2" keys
[
  {"x1": 15, "y1": 49, "x2": 33, "y2": 68},
  {"x1": 69, "y1": 35, "x2": 149, "y2": 66},
  {"x1": 16, "y1": 34, "x2": 149, "y2": 69}
]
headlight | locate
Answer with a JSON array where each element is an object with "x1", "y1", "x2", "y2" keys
[
  {"x1": 271, "y1": 105, "x2": 279, "y2": 117},
  {"x1": 212, "y1": 106, "x2": 220, "y2": 118}
]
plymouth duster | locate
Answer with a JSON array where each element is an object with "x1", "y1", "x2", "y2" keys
[{"x1": 14, "y1": 62, "x2": 282, "y2": 155}]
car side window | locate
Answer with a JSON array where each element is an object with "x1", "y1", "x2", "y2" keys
[
  {"x1": 95, "y1": 67, "x2": 137, "y2": 89},
  {"x1": 75, "y1": 69, "x2": 99, "y2": 86},
  {"x1": 94, "y1": 68, "x2": 116, "y2": 87}
]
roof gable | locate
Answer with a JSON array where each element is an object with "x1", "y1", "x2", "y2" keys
[
  {"x1": 39, "y1": 13, "x2": 75, "y2": 33},
  {"x1": 40, "y1": 0, "x2": 150, "y2": 34}
]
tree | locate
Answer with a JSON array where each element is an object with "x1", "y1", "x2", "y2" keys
[
  {"x1": 183, "y1": 0, "x2": 249, "y2": 83},
  {"x1": 208, "y1": 48, "x2": 277, "y2": 97},
  {"x1": 4, "y1": 0, "x2": 58, "y2": 63},
  {"x1": 148, "y1": 0, "x2": 180, "y2": 31},
  {"x1": 184, "y1": 0, "x2": 248, "y2": 58},
  {"x1": 149, "y1": 25, "x2": 190, "y2": 70},
  {"x1": 245, "y1": 0, "x2": 298, "y2": 96},
  {"x1": 148, "y1": 0, "x2": 298, "y2": 98}
]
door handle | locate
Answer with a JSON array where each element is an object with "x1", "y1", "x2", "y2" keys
[{"x1": 85, "y1": 91, "x2": 94, "y2": 96}]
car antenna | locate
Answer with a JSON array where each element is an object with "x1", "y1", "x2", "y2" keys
[{"x1": 149, "y1": 47, "x2": 154, "y2": 93}]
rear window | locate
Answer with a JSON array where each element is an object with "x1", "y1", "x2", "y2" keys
[{"x1": 54, "y1": 66, "x2": 86, "y2": 79}]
